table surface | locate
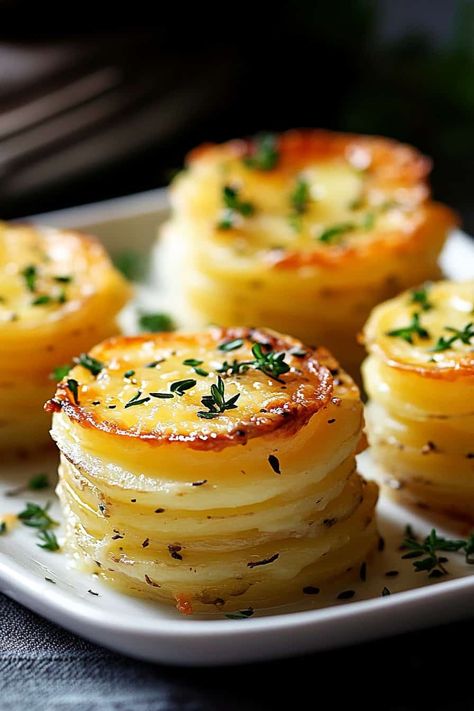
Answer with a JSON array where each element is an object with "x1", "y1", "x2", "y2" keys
[{"x1": 1, "y1": 590, "x2": 471, "y2": 710}]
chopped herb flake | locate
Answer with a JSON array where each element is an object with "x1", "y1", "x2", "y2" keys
[
  {"x1": 170, "y1": 379, "x2": 196, "y2": 396},
  {"x1": 51, "y1": 363, "x2": 72, "y2": 381},
  {"x1": 244, "y1": 132, "x2": 279, "y2": 170},
  {"x1": 247, "y1": 553, "x2": 279, "y2": 568},
  {"x1": 268, "y1": 454, "x2": 281, "y2": 474},
  {"x1": 386, "y1": 312, "x2": 430, "y2": 344},
  {"x1": 66, "y1": 379, "x2": 80, "y2": 405},
  {"x1": 318, "y1": 222, "x2": 355, "y2": 244},
  {"x1": 139, "y1": 312, "x2": 175, "y2": 332},
  {"x1": 75, "y1": 353, "x2": 104, "y2": 376},
  {"x1": 430, "y1": 322, "x2": 474, "y2": 352},
  {"x1": 225, "y1": 607, "x2": 255, "y2": 619},
  {"x1": 21, "y1": 265, "x2": 38, "y2": 292},
  {"x1": 124, "y1": 391, "x2": 150, "y2": 408},
  {"x1": 218, "y1": 338, "x2": 244, "y2": 352},
  {"x1": 37, "y1": 529, "x2": 60, "y2": 551}
]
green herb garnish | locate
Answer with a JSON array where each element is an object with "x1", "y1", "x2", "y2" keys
[
  {"x1": 124, "y1": 390, "x2": 150, "y2": 408},
  {"x1": 218, "y1": 338, "x2": 244, "y2": 352},
  {"x1": 430, "y1": 322, "x2": 474, "y2": 352},
  {"x1": 244, "y1": 133, "x2": 279, "y2": 171},
  {"x1": 149, "y1": 392, "x2": 174, "y2": 399},
  {"x1": 113, "y1": 250, "x2": 147, "y2": 282},
  {"x1": 32, "y1": 294, "x2": 52, "y2": 306},
  {"x1": 410, "y1": 285, "x2": 433, "y2": 311},
  {"x1": 18, "y1": 502, "x2": 57, "y2": 529},
  {"x1": 51, "y1": 363, "x2": 72, "y2": 381},
  {"x1": 170, "y1": 379, "x2": 197, "y2": 396},
  {"x1": 250, "y1": 342, "x2": 290, "y2": 382},
  {"x1": 54, "y1": 275, "x2": 72, "y2": 283},
  {"x1": 217, "y1": 185, "x2": 255, "y2": 230},
  {"x1": 183, "y1": 359, "x2": 209, "y2": 376},
  {"x1": 22, "y1": 265, "x2": 38, "y2": 292},
  {"x1": 217, "y1": 359, "x2": 250, "y2": 375},
  {"x1": 0, "y1": 521, "x2": 6, "y2": 535},
  {"x1": 197, "y1": 375, "x2": 240, "y2": 419},
  {"x1": 124, "y1": 369, "x2": 135, "y2": 379},
  {"x1": 28, "y1": 473, "x2": 49, "y2": 490},
  {"x1": 75, "y1": 353, "x2": 104, "y2": 376},
  {"x1": 291, "y1": 178, "x2": 310, "y2": 212},
  {"x1": 318, "y1": 222, "x2": 356, "y2": 244},
  {"x1": 386, "y1": 312, "x2": 430, "y2": 344},
  {"x1": 225, "y1": 607, "x2": 255, "y2": 620},
  {"x1": 66, "y1": 378, "x2": 80, "y2": 405},
  {"x1": 37, "y1": 529, "x2": 60, "y2": 551},
  {"x1": 138, "y1": 312, "x2": 175, "y2": 332},
  {"x1": 402, "y1": 527, "x2": 467, "y2": 578}
]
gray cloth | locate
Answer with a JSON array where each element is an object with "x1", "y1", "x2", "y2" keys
[{"x1": 0, "y1": 591, "x2": 472, "y2": 710}]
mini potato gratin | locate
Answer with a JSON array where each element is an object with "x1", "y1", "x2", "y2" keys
[
  {"x1": 362, "y1": 280, "x2": 474, "y2": 521},
  {"x1": 157, "y1": 130, "x2": 457, "y2": 376},
  {"x1": 47, "y1": 327, "x2": 378, "y2": 614},
  {"x1": 0, "y1": 223, "x2": 131, "y2": 453}
]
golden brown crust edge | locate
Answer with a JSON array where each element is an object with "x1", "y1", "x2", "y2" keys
[{"x1": 45, "y1": 327, "x2": 353, "y2": 451}]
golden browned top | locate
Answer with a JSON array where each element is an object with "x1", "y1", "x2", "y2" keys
[
  {"x1": 363, "y1": 280, "x2": 474, "y2": 378},
  {"x1": 173, "y1": 129, "x2": 457, "y2": 271},
  {"x1": 0, "y1": 222, "x2": 130, "y2": 331},
  {"x1": 46, "y1": 327, "x2": 353, "y2": 450}
]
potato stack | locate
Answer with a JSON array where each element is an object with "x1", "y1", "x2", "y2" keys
[
  {"x1": 48, "y1": 327, "x2": 378, "y2": 613},
  {"x1": 362, "y1": 280, "x2": 474, "y2": 521},
  {"x1": 0, "y1": 223, "x2": 131, "y2": 453},
  {"x1": 157, "y1": 129, "x2": 456, "y2": 376}
]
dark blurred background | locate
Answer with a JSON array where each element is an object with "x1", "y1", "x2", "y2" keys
[{"x1": 0, "y1": 0, "x2": 473, "y2": 229}]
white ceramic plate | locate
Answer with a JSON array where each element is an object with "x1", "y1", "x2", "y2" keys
[{"x1": 1, "y1": 191, "x2": 473, "y2": 666}]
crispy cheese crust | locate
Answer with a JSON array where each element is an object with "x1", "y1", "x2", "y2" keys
[
  {"x1": 0, "y1": 222, "x2": 131, "y2": 453},
  {"x1": 362, "y1": 280, "x2": 474, "y2": 520},
  {"x1": 49, "y1": 327, "x2": 378, "y2": 613},
  {"x1": 157, "y1": 129, "x2": 457, "y2": 376}
]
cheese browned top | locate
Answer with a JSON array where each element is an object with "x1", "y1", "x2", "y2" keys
[
  {"x1": 47, "y1": 328, "x2": 344, "y2": 450},
  {"x1": 171, "y1": 129, "x2": 457, "y2": 271},
  {"x1": 363, "y1": 280, "x2": 474, "y2": 377},
  {"x1": 0, "y1": 222, "x2": 130, "y2": 333}
]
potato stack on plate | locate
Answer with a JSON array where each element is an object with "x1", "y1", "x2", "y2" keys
[
  {"x1": 157, "y1": 129, "x2": 457, "y2": 376},
  {"x1": 0, "y1": 223, "x2": 131, "y2": 453},
  {"x1": 48, "y1": 327, "x2": 378, "y2": 613},
  {"x1": 362, "y1": 280, "x2": 474, "y2": 521}
]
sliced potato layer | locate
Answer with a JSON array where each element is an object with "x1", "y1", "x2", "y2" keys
[
  {"x1": 362, "y1": 280, "x2": 474, "y2": 520},
  {"x1": 49, "y1": 327, "x2": 378, "y2": 613}
]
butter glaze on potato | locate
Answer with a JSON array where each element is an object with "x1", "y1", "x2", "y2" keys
[
  {"x1": 157, "y1": 129, "x2": 457, "y2": 376},
  {"x1": 362, "y1": 280, "x2": 474, "y2": 520},
  {"x1": 49, "y1": 327, "x2": 378, "y2": 613},
  {"x1": 0, "y1": 222, "x2": 131, "y2": 453}
]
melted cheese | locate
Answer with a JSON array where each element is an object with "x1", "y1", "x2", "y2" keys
[
  {"x1": 157, "y1": 130, "x2": 457, "y2": 376},
  {"x1": 0, "y1": 222, "x2": 131, "y2": 452},
  {"x1": 50, "y1": 327, "x2": 378, "y2": 613}
]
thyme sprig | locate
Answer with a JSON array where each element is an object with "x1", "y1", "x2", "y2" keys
[
  {"x1": 386, "y1": 312, "x2": 430, "y2": 344},
  {"x1": 402, "y1": 527, "x2": 471, "y2": 578},
  {"x1": 410, "y1": 285, "x2": 433, "y2": 311},
  {"x1": 197, "y1": 376, "x2": 240, "y2": 419},
  {"x1": 17, "y1": 502, "x2": 60, "y2": 552},
  {"x1": 250, "y1": 342, "x2": 290, "y2": 382},
  {"x1": 431, "y1": 322, "x2": 474, "y2": 352},
  {"x1": 217, "y1": 185, "x2": 255, "y2": 230},
  {"x1": 75, "y1": 353, "x2": 105, "y2": 376}
]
